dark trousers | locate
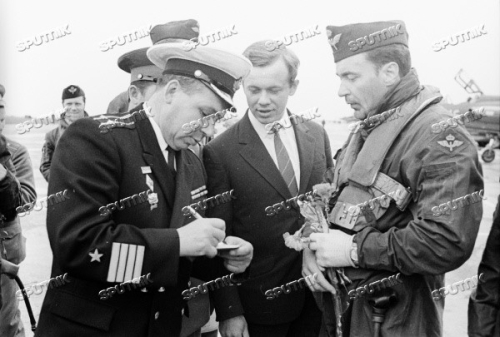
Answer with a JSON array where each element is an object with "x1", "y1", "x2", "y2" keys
[{"x1": 247, "y1": 290, "x2": 321, "y2": 337}]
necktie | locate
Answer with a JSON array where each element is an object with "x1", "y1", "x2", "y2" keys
[
  {"x1": 167, "y1": 147, "x2": 177, "y2": 173},
  {"x1": 273, "y1": 129, "x2": 298, "y2": 196}
]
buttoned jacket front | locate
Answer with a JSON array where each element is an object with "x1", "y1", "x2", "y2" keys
[
  {"x1": 35, "y1": 104, "x2": 218, "y2": 337},
  {"x1": 203, "y1": 111, "x2": 333, "y2": 325}
]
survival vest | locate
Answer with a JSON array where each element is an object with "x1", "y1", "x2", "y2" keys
[{"x1": 328, "y1": 87, "x2": 442, "y2": 232}]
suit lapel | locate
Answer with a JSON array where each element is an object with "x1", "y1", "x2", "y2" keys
[
  {"x1": 294, "y1": 120, "x2": 316, "y2": 194},
  {"x1": 134, "y1": 106, "x2": 176, "y2": 210},
  {"x1": 238, "y1": 112, "x2": 292, "y2": 201},
  {"x1": 170, "y1": 150, "x2": 194, "y2": 229}
]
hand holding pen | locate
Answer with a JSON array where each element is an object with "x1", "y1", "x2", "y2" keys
[{"x1": 185, "y1": 206, "x2": 254, "y2": 273}]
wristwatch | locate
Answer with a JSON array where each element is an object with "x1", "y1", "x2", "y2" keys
[{"x1": 350, "y1": 242, "x2": 359, "y2": 267}]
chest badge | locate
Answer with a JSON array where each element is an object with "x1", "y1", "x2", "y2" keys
[
  {"x1": 146, "y1": 174, "x2": 158, "y2": 210},
  {"x1": 191, "y1": 185, "x2": 207, "y2": 200}
]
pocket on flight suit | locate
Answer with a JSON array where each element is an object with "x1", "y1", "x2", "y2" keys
[{"x1": 420, "y1": 162, "x2": 456, "y2": 217}]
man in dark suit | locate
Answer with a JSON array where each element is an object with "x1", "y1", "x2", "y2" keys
[
  {"x1": 203, "y1": 41, "x2": 334, "y2": 337},
  {"x1": 35, "y1": 43, "x2": 253, "y2": 337}
]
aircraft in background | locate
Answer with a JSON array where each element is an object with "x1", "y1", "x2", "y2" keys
[{"x1": 442, "y1": 69, "x2": 500, "y2": 163}]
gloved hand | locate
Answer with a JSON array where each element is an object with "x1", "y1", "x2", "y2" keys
[{"x1": 309, "y1": 230, "x2": 355, "y2": 268}]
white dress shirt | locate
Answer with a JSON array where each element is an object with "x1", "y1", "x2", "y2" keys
[
  {"x1": 248, "y1": 110, "x2": 301, "y2": 188},
  {"x1": 146, "y1": 103, "x2": 176, "y2": 170}
]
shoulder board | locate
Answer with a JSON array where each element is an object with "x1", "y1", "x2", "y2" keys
[{"x1": 95, "y1": 110, "x2": 149, "y2": 134}]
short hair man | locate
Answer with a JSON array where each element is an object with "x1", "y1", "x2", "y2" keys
[
  {"x1": 39, "y1": 85, "x2": 88, "y2": 182},
  {"x1": 203, "y1": 41, "x2": 333, "y2": 337},
  {"x1": 0, "y1": 97, "x2": 37, "y2": 337},
  {"x1": 303, "y1": 21, "x2": 483, "y2": 336},
  {"x1": 34, "y1": 43, "x2": 254, "y2": 337}
]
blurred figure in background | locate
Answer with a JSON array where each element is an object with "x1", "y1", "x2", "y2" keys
[
  {"x1": 106, "y1": 91, "x2": 129, "y2": 115},
  {"x1": 107, "y1": 19, "x2": 200, "y2": 115},
  {"x1": 39, "y1": 85, "x2": 88, "y2": 182},
  {"x1": 107, "y1": 20, "x2": 206, "y2": 159},
  {"x1": 0, "y1": 94, "x2": 37, "y2": 337},
  {"x1": 468, "y1": 194, "x2": 500, "y2": 337}
]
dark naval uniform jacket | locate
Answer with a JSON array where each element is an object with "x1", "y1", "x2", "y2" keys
[
  {"x1": 203, "y1": 111, "x2": 333, "y2": 325},
  {"x1": 35, "y1": 104, "x2": 218, "y2": 337}
]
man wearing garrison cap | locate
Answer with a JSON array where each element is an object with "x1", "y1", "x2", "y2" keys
[
  {"x1": 39, "y1": 85, "x2": 89, "y2": 182},
  {"x1": 35, "y1": 41, "x2": 254, "y2": 337},
  {"x1": 107, "y1": 19, "x2": 200, "y2": 114},
  {"x1": 302, "y1": 20, "x2": 483, "y2": 336}
]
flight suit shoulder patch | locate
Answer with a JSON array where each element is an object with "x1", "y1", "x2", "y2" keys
[{"x1": 431, "y1": 130, "x2": 470, "y2": 157}]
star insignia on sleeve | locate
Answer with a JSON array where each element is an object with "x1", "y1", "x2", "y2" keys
[{"x1": 89, "y1": 249, "x2": 103, "y2": 263}]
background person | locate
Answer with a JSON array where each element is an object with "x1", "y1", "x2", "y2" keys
[
  {"x1": 468, "y1": 194, "x2": 500, "y2": 336},
  {"x1": 39, "y1": 85, "x2": 88, "y2": 182},
  {"x1": 0, "y1": 96, "x2": 37, "y2": 337},
  {"x1": 107, "y1": 19, "x2": 201, "y2": 114}
]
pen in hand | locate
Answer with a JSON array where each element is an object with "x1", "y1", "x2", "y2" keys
[
  {"x1": 186, "y1": 205, "x2": 202, "y2": 219},
  {"x1": 185, "y1": 206, "x2": 240, "y2": 251}
]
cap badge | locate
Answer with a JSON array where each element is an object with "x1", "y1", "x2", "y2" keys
[
  {"x1": 194, "y1": 69, "x2": 211, "y2": 83},
  {"x1": 330, "y1": 34, "x2": 342, "y2": 51},
  {"x1": 68, "y1": 86, "x2": 77, "y2": 94}
]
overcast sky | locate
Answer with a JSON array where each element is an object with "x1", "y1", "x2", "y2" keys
[{"x1": 1, "y1": 0, "x2": 499, "y2": 120}]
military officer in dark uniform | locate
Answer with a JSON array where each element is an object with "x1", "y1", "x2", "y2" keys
[
  {"x1": 303, "y1": 20, "x2": 483, "y2": 336},
  {"x1": 107, "y1": 19, "x2": 200, "y2": 114},
  {"x1": 35, "y1": 42, "x2": 253, "y2": 337}
]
